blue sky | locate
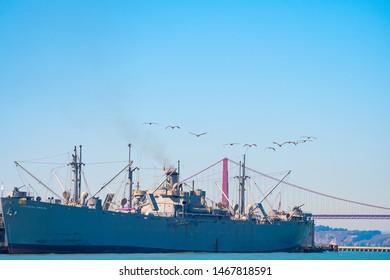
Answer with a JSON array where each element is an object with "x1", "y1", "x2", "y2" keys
[{"x1": 1, "y1": 1, "x2": 389, "y2": 230}]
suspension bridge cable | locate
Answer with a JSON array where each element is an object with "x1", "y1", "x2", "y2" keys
[{"x1": 228, "y1": 158, "x2": 390, "y2": 211}]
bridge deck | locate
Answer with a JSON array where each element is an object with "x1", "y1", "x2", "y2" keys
[{"x1": 337, "y1": 246, "x2": 390, "y2": 252}]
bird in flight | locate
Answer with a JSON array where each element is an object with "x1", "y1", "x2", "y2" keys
[
  {"x1": 273, "y1": 142, "x2": 283, "y2": 147},
  {"x1": 189, "y1": 132, "x2": 207, "y2": 137},
  {"x1": 223, "y1": 143, "x2": 240, "y2": 146},
  {"x1": 264, "y1": 147, "x2": 276, "y2": 151},
  {"x1": 244, "y1": 144, "x2": 257, "y2": 147},
  {"x1": 301, "y1": 136, "x2": 317, "y2": 139},
  {"x1": 283, "y1": 141, "x2": 298, "y2": 145},
  {"x1": 143, "y1": 122, "x2": 158, "y2": 125},
  {"x1": 166, "y1": 125, "x2": 180, "y2": 129},
  {"x1": 297, "y1": 139, "x2": 313, "y2": 143}
]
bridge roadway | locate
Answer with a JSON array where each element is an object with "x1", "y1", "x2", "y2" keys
[
  {"x1": 335, "y1": 246, "x2": 390, "y2": 252},
  {"x1": 312, "y1": 214, "x2": 390, "y2": 219}
]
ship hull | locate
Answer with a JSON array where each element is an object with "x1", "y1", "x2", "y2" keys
[{"x1": 1, "y1": 197, "x2": 313, "y2": 254}]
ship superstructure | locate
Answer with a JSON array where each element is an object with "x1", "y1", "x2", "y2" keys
[{"x1": 1, "y1": 146, "x2": 314, "y2": 254}]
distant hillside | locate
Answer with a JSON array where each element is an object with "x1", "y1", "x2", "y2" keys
[{"x1": 315, "y1": 226, "x2": 390, "y2": 247}]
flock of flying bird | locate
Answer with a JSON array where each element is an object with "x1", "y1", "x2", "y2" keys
[
  {"x1": 264, "y1": 136, "x2": 317, "y2": 151},
  {"x1": 143, "y1": 122, "x2": 316, "y2": 151},
  {"x1": 222, "y1": 136, "x2": 316, "y2": 151},
  {"x1": 143, "y1": 122, "x2": 207, "y2": 137}
]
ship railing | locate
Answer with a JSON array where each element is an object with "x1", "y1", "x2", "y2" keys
[{"x1": 181, "y1": 211, "x2": 231, "y2": 219}]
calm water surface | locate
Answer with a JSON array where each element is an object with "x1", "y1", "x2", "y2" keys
[{"x1": 1, "y1": 251, "x2": 389, "y2": 260}]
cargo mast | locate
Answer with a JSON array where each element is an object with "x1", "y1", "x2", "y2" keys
[
  {"x1": 128, "y1": 144, "x2": 133, "y2": 208},
  {"x1": 128, "y1": 143, "x2": 138, "y2": 209},
  {"x1": 71, "y1": 145, "x2": 83, "y2": 204},
  {"x1": 238, "y1": 154, "x2": 247, "y2": 215}
]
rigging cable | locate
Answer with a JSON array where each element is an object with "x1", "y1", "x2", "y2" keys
[
  {"x1": 17, "y1": 151, "x2": 70, "y2": 163},
  {"x1": 15, "y1": 161, "x2": 62, "y2": 200}
]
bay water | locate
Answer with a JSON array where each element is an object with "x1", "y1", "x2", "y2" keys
[{"x1": 1, "y1": 251, "x2": 389, "y2": 260}]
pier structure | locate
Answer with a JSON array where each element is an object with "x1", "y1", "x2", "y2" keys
[
  {"x1": 337, "y1": 246, "x2": 390, "y2": 252},
  {"x1": 302, "y1": 244, "x2": 390, "y2": 253}
]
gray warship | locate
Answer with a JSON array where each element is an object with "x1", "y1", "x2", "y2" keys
[{"x1": 1, "y1": 146, "x2": 314, "y2": 254}]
